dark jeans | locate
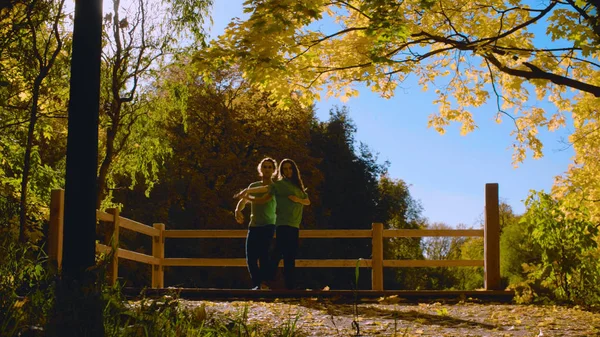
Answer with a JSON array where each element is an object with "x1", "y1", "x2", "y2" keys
[
  {"x1": 246, "y1": 225, "x2": 275, "y2": 288},
  {"x1": 270, "y1": 225, "x2": 299, "y2": 290}
]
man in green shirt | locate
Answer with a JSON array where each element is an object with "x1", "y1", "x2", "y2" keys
[{"x1": 235, "y1": 158, "x2": 277, "y2": 290}]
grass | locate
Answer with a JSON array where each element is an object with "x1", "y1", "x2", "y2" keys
[
  {"x1": 104, "y1": 283, "x2": 305, "y2": 337},
  {"x1": 0, "y1": 235, "x2": 304, "y2": 337}
]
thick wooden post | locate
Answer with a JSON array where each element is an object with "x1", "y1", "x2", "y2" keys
[
  {"x1": 484, "y1": 183, "x2": 501, "y2": 290},
  {"x1": 49, "y1": 189, "x2": 65, "y2": 270},
  {"x1": 371, "y1": 222, "x2": 384, "y2": 291},
  {"x1": 152, "y1": 223, "x2": 165, "y2": 288},
  {"x1": 106, "y1": 208, "x2": 120, "y2": 286}
]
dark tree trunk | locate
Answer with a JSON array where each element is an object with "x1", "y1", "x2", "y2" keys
[
  {"x1": 19, "y1": 75, "x2": 42, "y2": 243},
  {"x1": 19, "y1": 0, "x2": 65, "y2": 243},
  {"x1": 48, "y1": 0, "x2": 104, "y2": 335},
  {"x1": 97, "y1": 119, "x2": 118, "y2": 208}
]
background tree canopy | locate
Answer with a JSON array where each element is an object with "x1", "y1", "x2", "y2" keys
[{"x1": 111, "y1": 66, "x2": 426, "y2": 289}]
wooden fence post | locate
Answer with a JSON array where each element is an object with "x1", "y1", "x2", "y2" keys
[
  {"x1": 106, "y1": 208, "x2": 120, "y2": 286},
  {"x1": 371, "y1": 222, "x2": 384, "y2": 291},
  {"x1": 484, "y1": 183, "x2": 501, "y2": 290},
  {"x1": 152, "y1": 223, "x2": 165, "y2": 288},
  {"x1": 48, "y1": 189, "x2": 65, "y2": 270}
]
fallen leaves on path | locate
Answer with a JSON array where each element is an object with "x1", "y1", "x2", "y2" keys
[{"x1": 177, "y1": 298, "x2": 600, "y2": 336}]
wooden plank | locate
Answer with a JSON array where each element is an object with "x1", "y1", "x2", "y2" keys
[
  {"x1": 97, "y1": 243, "x2": 159, "y2": 265},
  {"x1": 162, "y1": 229, "x2": 483, "y2": 239},
  {"x1": 119, "y1": 217, "x2": 160, "y2": 237},
  {"x1": 383, "y1": 260, "x2": 484, "y2": 267},
  {"x1": 372, "y1": 223, "x2": 384, "y2": 290},
  {"x1": 383, "y1": 229, "x2": 484, "y2": 238},
  {"x1": 152, "y1": 223, "x2": 165, "y2": 288},
  {"x1": 96, "y1": 243, "x2": 111, "y2": 254},
  {"x1": 49, "y1": 189, "x2": 65, "y2": 270},
  {"x1": 117, "y1": 248, "x2": 160, "y2": 265},
  {"x1": 106, "y1": 208, "x2": 120, "y2": 285},
  {"x1": 96, "y1": 210, "x2": 114, "y2": 222},
  {"x1": 163, "y1": 229, "x2": 373, "y2": 239},
  {"x1": 163, "y1": 258, "x2": 247, "y2": 267},
  {"x1": 485, "y1": 183, "x2": 501, "y2": 290},
  {"x1": 124, "y1": 255, "x2": 482, "y2": 268},
  {"x1": 164, "y1": 230, "x2": 248, "y2": 238},
  {"x1": 162, "y1": 258, "x2": 373, "y2": 268},
  {"x1": 299, "y1": 230, "x2": 372, "y2": 238},
  {"x1": 295, "y1": 259, "x2": 372, "y2": 268}
]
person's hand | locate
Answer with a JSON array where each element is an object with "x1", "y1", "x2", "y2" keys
[
  {"x1": 235, "y1": 210, "x2": 244, "y2": 224},
  {"x1": 288, "y1": 195, "x2": 299, "y2": 203},
  {"x1": 233, "y1": 189, "x2": 247, "y2": 199}
]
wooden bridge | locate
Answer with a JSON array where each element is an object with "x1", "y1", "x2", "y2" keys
[{"x1": 48, "y1": 183, "x2": 511, "y2": 300}]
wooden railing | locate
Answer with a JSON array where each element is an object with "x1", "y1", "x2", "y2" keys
[{"x1": 48, "y1": 183, "x2": 501, "y2": 291}]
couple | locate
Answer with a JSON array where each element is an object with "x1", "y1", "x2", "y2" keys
[{"x1": 234, "y1": 158, "x2": 310, "y2": 290}]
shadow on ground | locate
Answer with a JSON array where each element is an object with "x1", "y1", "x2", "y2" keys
[{"x1": 295, "y1": 299, "x2": 498, "y2": 331}]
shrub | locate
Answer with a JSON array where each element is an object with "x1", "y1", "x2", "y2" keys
[{"x1": 517, "y1": 191, "x2": 600, "y2": 306}]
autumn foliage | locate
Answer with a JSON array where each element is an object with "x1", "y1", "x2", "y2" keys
[{"x1": 2, "y1": 4, "x2": 600, "y2": 336}]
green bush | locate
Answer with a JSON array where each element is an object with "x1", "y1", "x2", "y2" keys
[
  {"x1": 0, "y1": 232, "x2": 303, "y2": 337},
  {"x1": 500, "y1": 217, "x2": 540, "y2": 288},
  {"x1": 451, "y1": 237, "x2": 484, "y2": 290},
  {"x1": 516, "y1": 191, "x2": 600, "y2": 306},
  {"x1": 0, "y1": 236, "x2": 55, "y2": 337},
  {"x1": 103, "y1": 286, "x2": 303, "y2": 336}
]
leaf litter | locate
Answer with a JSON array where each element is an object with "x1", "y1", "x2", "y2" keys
[{"x1": 176, "y1": 298, "x2": 600, "y2": 336}]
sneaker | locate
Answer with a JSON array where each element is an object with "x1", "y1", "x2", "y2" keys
[{"x1": 251, "y1": 286, "x2": 260, "y2": 290}]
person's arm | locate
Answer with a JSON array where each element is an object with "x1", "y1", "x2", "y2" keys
[
  {"x1": 248, "y1": 194, "x2": 272, "y2": 205},
  {"x1": 234, "y1": 198, "x2": 248, "y2": 224},
  {"x1": 233, "y1": 185, "x2": 269, "y2": 199},
  {"x1": 288, "y1": 194, "x2": 310, "y2": 206},
  {"x1": 246, "y1": 185, "x2": 269, "y2": 194}
]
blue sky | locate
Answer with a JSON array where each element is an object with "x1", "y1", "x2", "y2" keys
[{"x1": 205, "y1": 1, "x2": 574, "y2": 227}]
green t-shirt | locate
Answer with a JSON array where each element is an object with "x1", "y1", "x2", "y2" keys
[
  {"x1": 248, "y1": 181, "x2": 276, "y2": 227},
  {"x1": 270, "y1": 179, "x2": 307, "y2": 228}
]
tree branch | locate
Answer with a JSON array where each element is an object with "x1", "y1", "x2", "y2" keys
[{"x1": 412, "y1": 31, "x2": 600, "y2": 97}]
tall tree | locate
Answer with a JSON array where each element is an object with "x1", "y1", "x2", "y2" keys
[
  {"x1": 96, "y1": 0, "x2": 212, "y2": 208},
  {"x1": 303, "y1": 107, "x2": 389, "y2": 289},
  {"x1": 309, "y1": 106, "x2": 386, "y2": 231},
  {"x1": 48, "y1": 0, "x2": 104, "y2": 335},
  {"x1": 114, "y1": 66, "x2": 320, "y2": 288},
  {"x1": 18, "y1": 0, "x2": 67, "y2": 242},
  {"x1": 0, "y1": 0, "x2": 69, "y2": 242},
  {"x1": 42, "y1": 0, "x2": 211, "y2": 333}
]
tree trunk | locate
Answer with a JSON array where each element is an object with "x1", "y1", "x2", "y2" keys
[
  {"x1": 47, "y1": 0, "x2": 104, "y2": 335},
  {"x1": 19, "y1": 0, "x2": 66, "y2": 242},
  {"x1": 96, "y1": 114, "x2": 118, "y2": 209},
  {"x1": 18, "y1": 75, "x2": 43, "y2": 242}
]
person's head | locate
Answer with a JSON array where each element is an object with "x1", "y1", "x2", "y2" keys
[
  {"x1": 278, "y1": 158, "x2": 305, "y2": 191},
  {"x1": 257, "y1": 157, "x2": 277, "y2": 180}
]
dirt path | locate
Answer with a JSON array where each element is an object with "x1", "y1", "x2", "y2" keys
[{"x1": 180, "y1": 298, "x2": 600, "y2": 336}]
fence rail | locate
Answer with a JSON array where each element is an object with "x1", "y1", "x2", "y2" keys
[{"x1": 48, "y1": 183, "x2": 501, "y2": 291}]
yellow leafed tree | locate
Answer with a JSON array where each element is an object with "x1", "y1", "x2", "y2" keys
[{"x1": 199, "y1": 0, "x2": 600, "y2": 220}]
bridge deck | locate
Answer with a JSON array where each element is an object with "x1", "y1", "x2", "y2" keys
[{"x1": 124, "y1": 288, "x2": 514, "y2": 303}]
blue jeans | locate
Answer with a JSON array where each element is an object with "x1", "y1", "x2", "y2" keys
[
  {"x1": 246, "y1": 225, "x2": 275, "y2": 287},
  {"x1": 270, "y1": 225, "x2": 299, "y2": 290}
]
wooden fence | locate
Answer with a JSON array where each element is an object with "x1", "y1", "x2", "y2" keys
[{"x1": 48, "y1": 183, "x2": 501, "y2": 291}]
